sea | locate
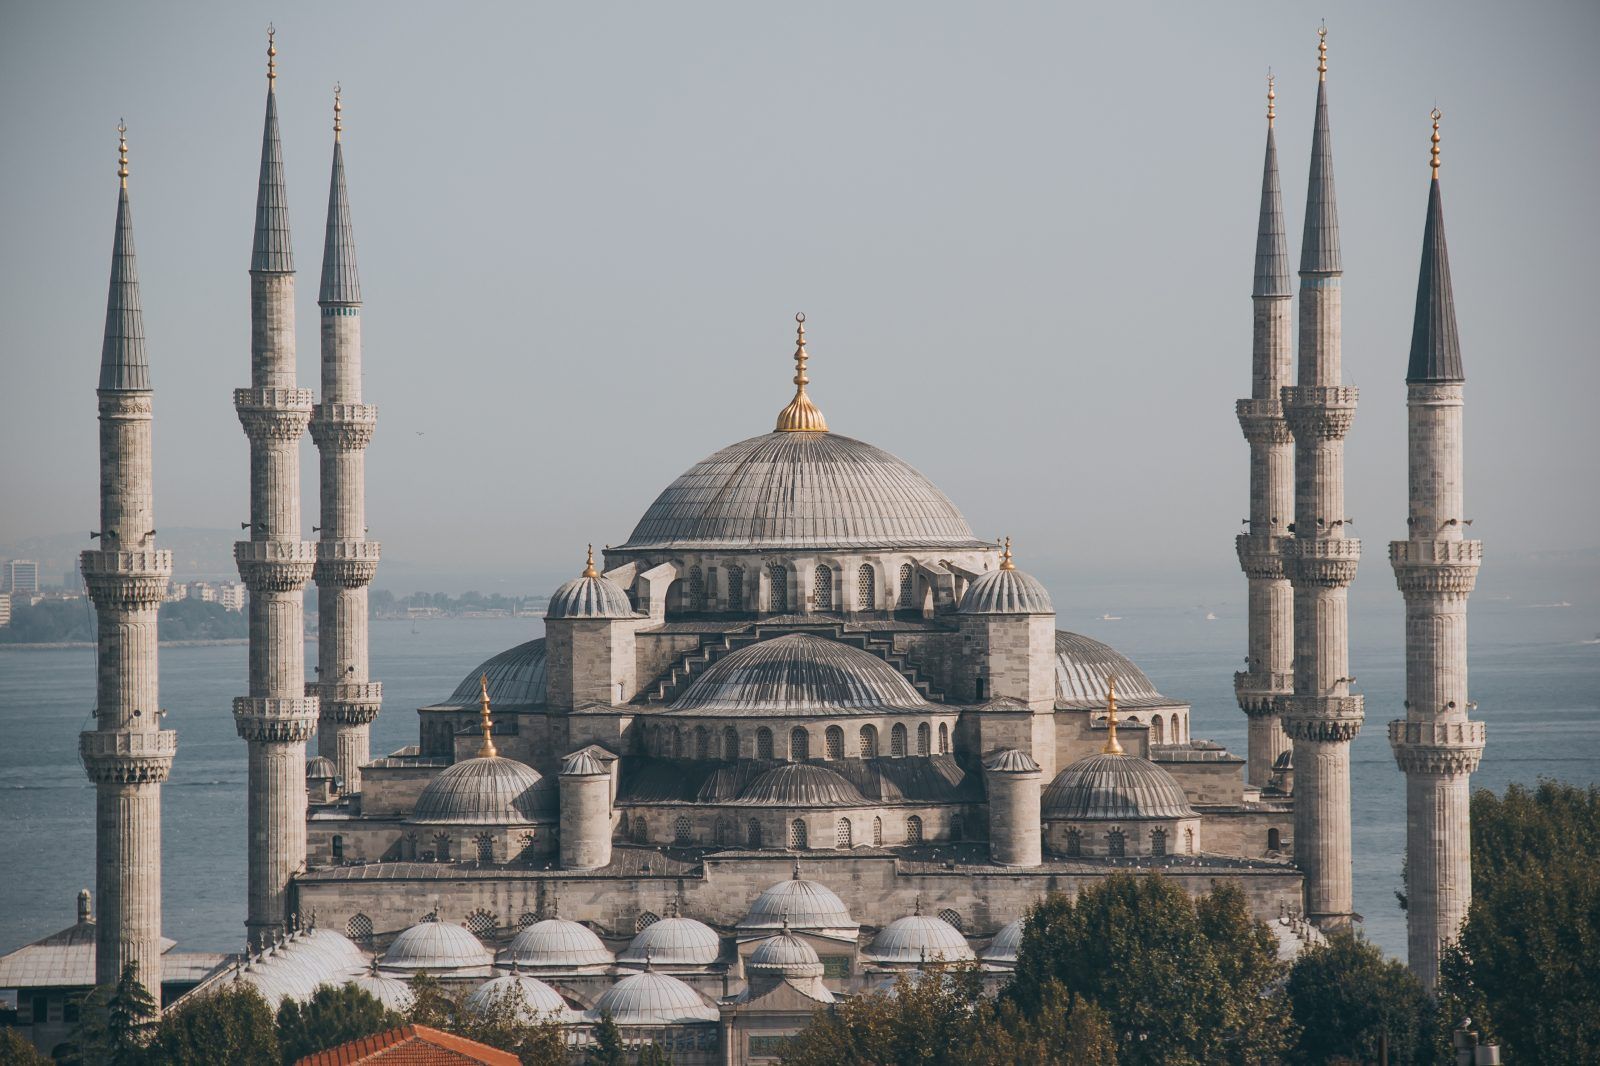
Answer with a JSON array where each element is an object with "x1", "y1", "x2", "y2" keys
[{"x1": 3, "y1": 598, "x2": 1596, "y2": 962}]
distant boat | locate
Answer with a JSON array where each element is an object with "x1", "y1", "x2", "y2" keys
[
  {"x1": 1205, "y1": 612, "x2": 1218, "y2": 621},
  {"x1": 1584, "y1": 633, "x2": 1600, "y2": 646},
  {"x1": 1099, "y1": 613, "x2": 1122, "y2": 621}
]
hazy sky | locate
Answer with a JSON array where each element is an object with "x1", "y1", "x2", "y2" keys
[{"x1": 2, "y1": 2, "x2": 1596, "y2": 595}]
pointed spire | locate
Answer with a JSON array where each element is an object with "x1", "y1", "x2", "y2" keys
[
  {"x1": 101, "y1": 122, "x2": 150, "y2": 392},
  {"x1": 1254, "y1": 75, "x2": 1291, "y2": 297},
  {"x1": 319, "y1": 84, "x2": 361, "y2": 305},
  {"x1": 251, "y1": 26, "x2": 294, "y2": 274},
  {"x1": 1300, "y1": 26, "x2": 1342, "y2": 275},
  {"x1": 477, "y1": 674, "x2": 498, "y2": 758},
  {"x1": 775, "y1": 313, "x2": 828, "y2": 432},
  {"x1": 1101, "y1": 676, "x2": 1125, "y2": 755},
  {"x1": 1407, "y1": 110, "x2": 1464, "y2": 384}
]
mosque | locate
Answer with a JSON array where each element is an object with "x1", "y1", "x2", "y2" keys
[{"x1": 1, "y1": 25, "x2": 1486, "y2": 1064}]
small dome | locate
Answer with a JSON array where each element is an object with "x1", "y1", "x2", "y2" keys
[
  {"x1": 864, "y1": 914, "x2": 975, "y2": 964},
  {"x1": 504, "y1": 919, "x2": 614, "y2": 969},
  {"x1": 411, "y1": 756, "x2": 551, "y2": 825},
  {"x1": 672, "y1": 633, "x2": 929, "y2": 715},
  {"x1": 1042, "y1": 753, "x2": 1197, "y2": 821},
  {"x1": 1054, "y1": 631, "x2": 1173, "y2": 709},
  {"x1": 351, "y1": 966, "x2": 416, "y2": 1012},
  {"x1": 736, "y1": 764, "x2": 867, "y2": 807},
  {"x1": 441, "y1": 639, "x2": 547, "y2": 708},
  {"x1": 591, "y1": 970, "x2": 719, "y2": 1025},
  {"x1": 466, "y1": 971, "x2": 575, "y2": 1023},
  {"x1": 960, "y1": 566, "x2": 1054, "y2": 615},
  {"x1": 618, "y1": 917, "x2": 721, "y2": 968},
  {"x1": 561, "y1": 749, "x2": 608, "y2": 776},
  {"x1": 546, "y1": 574, "x2": 635, "y2": 620},
  {"x1": 306, "y1": 756, "x2": 337, "y2": 780},
  {"x1": 981, "y1": 919, "x2": 1025, "y2": 965},
  {"x1": 738, "y1": 876, "x2": 857, "y2": 935},
  {"x1": 380, "y1": 921, "x2": 494, "y2": 973},
  {"x1": 984, "y1": 749, "x2": 1040, "y2": 774},
  {"x1": 747, "y1": 932, "x2": 823, "y2": 978}
]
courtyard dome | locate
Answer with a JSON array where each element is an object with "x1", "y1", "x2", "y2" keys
[
  {"x1": 351, "y1": 962, "x2": 417, "y2": 1012},
  {"x1": 1042, "y1": 753, "x2": 1197, "y2": 821},
  {"x1": 738, "y1": 874, "x2": 857, "y2": 935},
  {"x1": 981, "y1": 919, "x2": 1025, "y2": 965},
  {"x1": 441, "y1": 638, "x2": 547, "y2": 708},
  {"x1": 467, "y1": 971, "x2": 576, "y2": 1023},
  {"x1": 411, "y1": 756, "x2": 551, "y2": 824},
  {"x1": 504, "y1": 919, "x2": 614, "y2": 969},
  {"x1": 1054, "y1": 631, "x2": 1173, "y2": 709},
  {"x1": 591, "y1": 970, "x2": 719, "y2": 1025},
  {"x1": 747, "y1": 931, "x2": 823, "y2": 978},
  {"x1": 960, "y1": 540, "x2": 1054, "y2": 615},
  {"x1": 546, "y1": 547, "x2": 635, "y2": 620},
  {"x1": 619, "y1": 917, "x2": 721, "y2": 967},
  {"x1": 671, "y1": 633, "x2": 929, "y2": 716},
  {"x1": 863, "y1": 914, "x2": 975, "y2": 964},
  {"x1": 620, "y1": 431, "x2": 987, "y2": 552},
  {"x1": 380, "y1": 920, "x2": 494, "y2": 973},
  {"x1": 736, "y1": 764, "x2": 868, "y2": 807}
]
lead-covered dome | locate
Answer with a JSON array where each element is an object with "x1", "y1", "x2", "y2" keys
[
  {"x1": 981, "y1": 918, "x2": 1025, "y2": 965},
  {"x1": 350, "y1": 965, "x2": 417, "y2": 1012},
  {"x1": 671, "y1": 633, "x2": 929, "y2": 716},
  {"x1": 381, "y1": 920, "x2": 494, "y2": 973},
  {"x1": 466, "y1": 971, "x2": 576, "y2": 1023},
  {"x1": 1054, "y1": 631, "x2": 1174, "y2": 709},
  {"x1": 620, "y1": 431, "x2": 987, "y2": 552},
  {"x1": 960, "y1": 566, "x2": 1054, "y2": 615},
  {"x1": 411, "y1": 756, "x2": 552, "y2": 824},
  {"x1": 619, "y1": 917, "x2": 721, "y2": 967},
  {"x1": 1042, "y1": 753, "x2": 1197, "y2": 820},
  {"x1": 863, "y1": 914, "x2": 975, "y2": 964},
  {"x1": 504, "y1": 919, "x2": 614, "y2": 969},
  {"x1": 440, "y1": 639, "x2": 547, "y2": 708},
  {"x1": 748, "y1": 931, "x2": 823, "y2": 978},
  {"x1": 547, "y1": 575, "x2": 635, "y2": 620},
  {"x1": 591, "y1": 970, "x2": 719, "y2": 1024},
  {"x1": 738, "y1": 875, "x2": 857, "y2": 935},
  {"x1": 736, "y1": 764, "x2": 868, "y2": 807}
]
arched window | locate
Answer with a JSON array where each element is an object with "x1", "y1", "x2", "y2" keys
[
  {"x1": 890, "y1": 723, "x2": 907, "y2": 757},
  {"x1": 859, "y1": 724, "x2": 878, "y2": 758},
  {"x1": 1107, "y1": 829, "x2": 1126, "y2": 858},
  {"x1": 836, "y1": 819, "x2": 852, "y2": 849},
  {"x1": 790, "y1": 728, "x2": 810, "y2": 762},
  {"x1": 906, "y1": 816, "x2": 923, "y2": 844},
  {"x1": 517, "y1": 831, "x2": 537, "y2": 861},
  {"x1": 727, "y1": 566, "x2": 745, "y2": 611},
  {"x1": 937, "y1": 909, "x2": 964, "y2": 933},
  {"x1": 632, "y1": 817, "x2": 648, "y2": 844},
  {"x1": 476, "y1": 833, "x2": 495, "y2": 863},
  {"x1": 420, "y1": 910, "x2": 438, "y2": 923},
  {"x1": 673, "y1": 728, "x2": 684, "y2": 759},
  {"x1": 872, "y1": 817, "x2": 883, "y2": 846},
  {"x1": 824, "y1": 726, "x2": 844, "y2": 760},
  {"x1": 519, "y1": 912, "x2": 539, "y2": 929},
  {"x1": 858, "y1": 565, "x2": 876, "y2": 610},
  {"x1": 789, "y1": 819, "x2": 808, "y2": 849},
  {"x1": 346, "y1": 913, "x2": 373, "y2": 946},
  {"x1": 768, "y1": 564, "x2": 788, "y2": 613},
  {"x1": 433, "y1": 833, "x2": 451, "y2": 862},
  {"x1": 938, "y1": 723, "x2": 950, "y2": 754},
  {"x1": 688, "y1": 566, "x2": 704, "y2": 610},
  {"x1": 1065, "y1": 829, "x2": 1082, "y2": 857},
  {"x1": 1150, "y1": 716, "x2": 1165, "y2": 744},
  {"x1": 756, "y1": 727, "x2": 774, "y2": 761},
  {"x1": 722, "y1": 726, "x2": 739, "y2": 761},
  {"x1": 950, "y1": 814, "x2": 964, "y2": 840},
  {"x1": 1151, "y1": 828, "x2": 1167, "y2": 857},
  {"x1": 1267, "y1": 828, "x2": 1281, "y2": 852},
  {"x1": 331, "y1": 835, "x2": 345, "y2": 863},
  {"x1": 636, "y1": 911, "x2": 660, "y2": 932},
  {"x1": 715, "y1": 818, "x2": 732, "y2": 846},
  {"x1": 674, "y1": 816, "x2": 693, "y2": 845},
  {"x1": 618, "y1": 812, "x2": 629, "y2": 838},
  {"x1": 1186, "y1": 828, "x2": 1196, "y2": 854},
  {"x1": 974, "y1": 676, "x2": 986, "y2": 701},
  {"x1": 465, "y1": 908, "x2": 497, "y2": 938},
  {"x1": 694, "y1": 726, "x2": 710, "y2": 760},
  {"x1": 813, "y1": 566, "x2": 833, "y2": 610},
  {"x1": 1172, "y1": 713, "x2": 1181, "y2": 743},
  {"x1": 748, "y1": 819, "x2": 763, "y2": 847},
  {"x1": 917, "y1": 723, "x2": 931, "y2": 756},
  {"x1": 706, "y1": 568, "x2": 718, "y2": 605},
  {"x1": 898, "y1": 564, "x2": 915, "y2": 608}
]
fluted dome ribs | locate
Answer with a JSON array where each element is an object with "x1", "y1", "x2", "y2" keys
[{"x1": 1406, "y1": 178, "x2": 1464, "y2": 383}]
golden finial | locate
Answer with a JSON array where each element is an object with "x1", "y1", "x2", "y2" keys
[
  {"x1": 117, "y1": 120, "x2": 128, "y2": 189},
  {"x1": 1429, "y1": 107, "x2": 1442, "y2": 179},
  {"x1": 775, "y1": 312, "x2": 829, "y2": 433},
  {"x1": 333, "y1": 83, "x2": 342, "y2": 142},
  {"x1": 1317, "y1": 23, "x2": 1327, "y2": 82},
  {"x1": 1266, "y1": 71, "x2": 1276, "y2": 128},
  {"x1": 477, "y1": 673, "x2": 498, "y2": 758},
  {"x1": 998, "y1": 536, "x2": 1016, "y2": 571},
  {"x1": 1101, "y1": 676, "x2": 1125, "y2": 755},
  {"x1": 267, "y1": 24, "x2": 277, "y2": 88},
  {"x1": 582, "y1": 544, "x2": 599, "y2": 579}
]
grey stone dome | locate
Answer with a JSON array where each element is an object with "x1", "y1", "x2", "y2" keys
[
  {"x1": 1042, "y1": 753, "x2": 1197, "y2": 820},
  {"x1": 561, "y1": 749, "x2": 608, "y2": 776},
  {"x1": 380, "y1": 920, "x2": 494, "y2": 973},
  {"x1": 466, "y1": 971, "x2": 575, "y2": 1023},
  {"x1": 306, "y1": 756, "x2": 337, "y2": 780},
  {"x1": 863, "y1": 914, "x2": 975, "y2": 963},
  {"x1": 981, "y1": 918, "x2": 1025, "y2": 965},
  {"x1": 1054, "y1": 631, "x2": 1173, "y2": 710},
  {"x1": 619, "y1": 917, "x2": 721, "y2": 967},
  {"x1": 736, "y1": 763, "x2": 868, "y2": 807},
  {"x1": 671, "y1": 633, "x2": 929, "y2": 715},
  {"x1": 591, "y1": 970, "x2": 719, "y2": 1024},
  {"x1": 960, "y1": 567, "x2": 1054, "y2": 615},
  {"x1": 748, "y1": 931, "x2": 823, "y2": 978},
  {"x1": 442, "y1": 639, "x2": 547, "y2": 707},
  {"x1": 350, "y1": 966, "x2": 416, "y2": 1012},
  {"x1": 546, "y1": 574, "x2": 635, "y2": 620},
  {"x1": 984, "y1": 749, "x2": 1041, "y2": 774},
  {"x1": 738, "y1": 876, "x2": 857, "y2": 935},
  {"x1": 411, "y1": 756, "x2": 552, "y2": 825},
  {"x1": 620, "y1": 431, "x2": 987, "y2": 551},
  {"x1": 504, "y1": 919, "x2": 614, "y2": 969}
]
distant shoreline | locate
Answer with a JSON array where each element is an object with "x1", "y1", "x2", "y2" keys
[{"x1": 0, "y1": 638, "x2": 251, "y2": 650}]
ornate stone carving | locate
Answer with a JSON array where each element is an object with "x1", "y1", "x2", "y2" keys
[
  {"x1": 1234, "y1": 671, "x2": 1292, "y2": 715},
  {"x1": 1280, "y1": 694, "x2": 1365, "y2": 743},
  {"x1": 81, "y1": 549, "x2": 173, "y2": 608},
  {"x1": 1390, "y1": 540, "x2": 1482, "y2": 595},
  {"x1": 1235, "y1": 534, "x2": 1289, "y2": 579},
  {"x1": 1281, "y1": 384, "x2": 1359, "y2": 441},
  {"x1": 309, "y1": 403, "x2": 378, "y2": 450},
  {"x1": 234, "y1": 387, "x2": 314, "y2": 440},
  {"x1": 1235, "y1": 399, "x2": 1293, "y2": 444},
  {"x1": 233, "y1": 696, "x2": 319, "y2": 743},
  {"x1": 97, "y1": 391, "x2": 154, "y2": 417},
  {"x1": 80, "y1": 729, "x2": 177, "y2": 784},
  {"x1": 313, "y1": 540, "x2": 382, "y2": 588},
  {"x1": 234, "y1": 540, "x2": 317, "y2": 592}
]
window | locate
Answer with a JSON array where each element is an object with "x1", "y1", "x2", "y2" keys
[
  {"x1": 331, "y1": 835, "x2": 344, "y2": 863},
  {"x1": 1107, "y1": 829, "x2": 1126, "y2": 857},
  {"x1": 937, "y1": 909, "x2": 964, "y2": 932},
  {"x1": 347, "y1": 913, "x2": 373, "y2": 946},
  {"x1": 636, "y1": 911, "x2": 660, "y2": 932},
  {"x1": 695, "y1": 726, "x2": 710, "y2": 760},
  {"x1": 465, "y1": 908, "x2": 497, "y2": 938},
  {"x1": 906, "y1": 815, "x2": 923, "y2": 844},
  {"x1": 673, "y1": 728, "x2": 684, "y2": 758},
  {"x1": 706, "y1": 568, "x2": 718, "y2": 605},
  {"x1": 858, "y1": 564, "x2": 876, "y2": 610},
  {"x1": 814, "y1": 566, "x2": 833, "y2": 610},
  {"x1": 748, "y1": 818, "x2": 763, "y2": 847},
  {"x1": 791, "y1": 728, "x2": 810, "y2": 761},
  {"x1": 420, "y1": 910, "x2": 438, "y2": 923},
  {"x1": 688, "y1": 566, "x2": 704, "y2": 610},
  {"x1": 890, "y1": 723, "x2": 907, "y2": 757},
  {"x1": 618, "y1": 812, "x2": 629, "y2": 838},
  {"x1": 727, "y1": 566, "x2": 745, "y2": 611},
  {"x1": 950, "y1": 814, "x2": 964, "y2": 840},
  {"x1": 1151, "y1": 828, "x2": 1167, "y2": 856},
  {"x1": 789, "y1": 819, "x2": 808, "y2": 849},
  {"x1": 836, "y1": 819, "x2": 852, "y2": 849},
  {"x1": 1186, "y1": 828, "x2": 1196, "y2": 854},
  {"x1": 674, "y1": 816, "x2": 693, "y2": 845},
  {"x1": 723, "y1": 726, "x2": 739, "y2": 761},
  {"x1": 476, "y1": 833, "x2": 495, "y2": 863},
  {"x1": 632, "y1": 817, "x2": 648, "y2": 844},
  {"x1": 938, "y1": 723, "x2": 950, "y2": 754},
  {"x1": 769, "y1": 563, "x2": 788, "y2": 612},
  {"x1": 917, "y1": 723, "x2": 931, "y2": 756},
  {"x1": 974, "y1": 676, "x2": 986, "y2": 701},
  {"x1": 1066, "y1": 829, "x2": 1082, "y2": 857},
  {"x1": 715, "y1": 818, "x2": 732, "y2": 846},
  {"x1": 824, "y1": 726, "x2": 843, "y2": 760},
  {"x1": 756, "y1": 727, "x2": 774, "y2": 761},
  {"x1": 872, "y1": 816, "x2": 883, "y2": 846},
  {"x1": 1151, "y1": 716, "x2": 1165, "y2": 744},
  {"x1": 1172, "y1": 713, "x2": 1181, "y2": 742},
  {"x1": 519, "y1": 912, "x2": 539, "y2": 929},
  {"x1": 898, "y1": 563, "x2": 915, "y2": 608},
  {"x1": 433, "y1": 833, "x2": 451, "y2": 862},
  {"x1": 63, "y1": 995, "x2": 81, "y2": 1024},
  {"x1": 1267, "y1": 828, "x2": 1281, "y2": 852},
  {"x1": 859, "y1": 724, "x2": 878, "y2": 758}
]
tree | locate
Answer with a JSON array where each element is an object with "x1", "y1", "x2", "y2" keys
[
  {"x1": 586, "y1": 1011, "x2": 628, "y2": 1066},
  {"x1": 65, "y1": 960, "x2": 158, "y2": 1066},
  {"x1": 276, "y1": 983, "x2": 403, "y2": 1064},
  {"x1": 405, "y1": 973, "x2": 456, "y2": 1029},
  {"x1": 1286, "y1": 932, "x2": 1432, "y2": 1066},
  {"x1": 146, "y1": 983, "x2": 280, "y2": 1066},
  {"x1": 0, "y1": 1028, "x2": 54, "y2": 1065},
  {"x1": 1440, "y1": 781, "x2": 1600, "y2": 1065},
  {"x1": 634, "y1": 1043, "x2": 673, "y2": 1066}
]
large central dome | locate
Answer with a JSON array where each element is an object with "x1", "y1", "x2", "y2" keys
[{"x1": 620, "y1": 431, "x2": 986, "y2": 551}]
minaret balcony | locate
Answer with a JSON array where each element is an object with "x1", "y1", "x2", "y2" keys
[
  {"x1": 234, "y1": 540, "x2": 318, "y2": 592},
  {"x1": 309, "y1": 404, "x2": 378, "y2": 450},
  {"x1": 80, "y1": 548, "x2": 174, "y2": 577},
  {"x1": 80, "y1": 728, "x2": 177, "y2": 785},
  {"x1": 1235, "y1": 399, "x2": 1292, "y2": 444},
  {"x1": 235, "y1": 387, "x2": 314, "y2": 441},
  {"x1": 1390, "y1": 540, "x2": 1481, "y2": 595},
  {"x1": 307, "y1": 680, "x2": 383, "y2": 723},
  {"x1": 1234, "y1": 671, "x2": 1293, "y2": 715},
  {"x1": 313, "y1": 540, "x2": 381, "y2": 588},
  {"x1": 1280, "y1": 694, "x2": 1364, "y2": 743},
  {"x1": 1389, "y1": 719, "x2": 1486, "y2": 775},
  {"x1": 1286, "y1": 537, "x2": 1361, "y2": 587},
  {"x1": 80, "y1": 548, "x2": 173, "y2": 609},
  {"x1": 1235, "y1": 534, "x2": 1290, "y2": 580},
  {"x1": 233, "y1": 696, "x2": 319, "y2": 743},
  {"x1": 1281, "y1": 385, "x2": 1358, "y2": 441}
]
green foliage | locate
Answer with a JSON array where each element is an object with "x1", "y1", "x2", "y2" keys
[
  {"x1": 405, "y1": 973, "x2": 456, "y2": 1029},
  {"x1": 0, "y1": 598, "x2": 95, "y2": 643},
  {"x1": 398, "y1": 977, "x2": 566, "y2": 1066},
  {"x1": 157, "y1": 598, "x2": 248, "y2": 640},
  {"x1": 0, "y1": 1026, "x2": 55, "y2": 1065},
  {"x1": 146, "y1": 983, "x2": 280, "y2": 1066},
  {"x1": 63, "y1": 961, "x2": 158, "y2": 1066},
  {"x1": 1286, "y1": 931, "x2": 1432, "y2": 1066},
  {"x1": 1440, "y1": 780, "x2": 1600, "y2": 1065},
  {"x1": 276, "y1": 983, "x2": 403, "y2": 1064},
  {"x1": 586, "y1": 1011, "x2": 629, "y2": 1066},
  {"x1": 634, "y1": 1042, "x2": 673, "y2": 1066}
]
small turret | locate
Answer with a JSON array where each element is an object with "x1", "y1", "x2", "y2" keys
[
  {"x1": 984, "y1": 749, "x2": 1043, "y2": 867},
  {"x1": 559, "y1": 748, "x2": 613, "y2": 871}
]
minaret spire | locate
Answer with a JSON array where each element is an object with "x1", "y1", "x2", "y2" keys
[
  {"x1": 252, "y1": 26, "x2": 293, "y2": 274},
  {"x1": 1406, "y1": 110, "x2": 1463, "y2": 385},
  {"x1": 1301, "y1": 26, "x2": 1342, "y2": 277},
  {"x1": 775, "y1": 312, "x2": 828, "y2": 432},
  {"x1": 101, "y1": 123, "x2": 149, "y2": 393}
]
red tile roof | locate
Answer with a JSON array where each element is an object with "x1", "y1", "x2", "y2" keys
[{"x1": 294, "y1": 1024, "x2": 520, "y2": 1065}]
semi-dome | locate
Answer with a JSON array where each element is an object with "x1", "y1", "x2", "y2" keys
[
  {"x1": 546, "y1": 550, "x2": 636, "y2": 620},
  {"x1": 738, "y1": 874, "x2": 857, "y2": 935},
  {"x1": 736, "y1": 764, "x2": 868, "y2": 807},
  {"x1": 1042, "y1": 753, "x2": 1197, "y2": 821},
  {"x1": 671, "y1": 633, "x2": 929, "y2": 716},
  {"x1": 1054, "y1": 631, "x2": 1174, "y2": 709},
  {"x1": 620, "y1": 431, "x2": 988, "y2": 552},
  {"x1": 747, "y1": 930, "x2": 823, "y2": 978},
  {"x1": 981, "y1": 919, "x2": 1025, "y2": 965},
  {"x1": 466, "y1": 971, "x2": 576, "y2": 1023},
  {"x1": 440, "y1": 639, "x2": 547, "y2": 708},
  {"x1": 619, "y1": 917, "x2": 721, "y2": 967},
  {"x1": 380, "y1": 920, "x2": 494, "y2": 973},
  {"x1": 863, "y1": 914, "x2": 975, "y2": 964},
  {"x1": 590, "y1": 970, "x2": 719, "y2": 1025},
  {"x1": 504, "y1": 919, "x2": 614, "y2": 969},
  {"x1": 960, "y1": 544, "x2": 1054, "y2": 615},
  {"x1": 411, "y1": 756, "x2": 551, "y2": 824}
]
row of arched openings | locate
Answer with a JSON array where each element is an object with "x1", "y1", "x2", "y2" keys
[
  {"x1": 1128, "y1": 712, "x2": 1184, "y2": 744},
  {"x1": 637, "y1": 812, "x2": 934, "y2": 849},
  {"x1": 1062, "y1": 826, "x2": 1196, "y2": 857},
  {"x1": 677, "y1": 562, "x2": 922, "y2": 613},
  {"x1": 656, "y1": 721, "x2": 950, "y2": 761}
]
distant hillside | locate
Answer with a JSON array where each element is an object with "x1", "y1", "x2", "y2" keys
[
  {"x1": 0, "y1": 598, "x2": 247, "y2": 644},
  {"x1": 1, "y1": 528, "x2": 240, "y2": 585}
]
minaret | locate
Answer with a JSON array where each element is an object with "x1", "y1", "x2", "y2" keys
[
  {"x1": 233, "y1": 28, "x2": 318, "y2": 950},
  {"x1": 1235, "y1": 73, "x2": 1296, "y2": 787},
  {"x1": 1279, "y1": 26, "x2": 1363, "y2": 928},
  {"x1": 310, "y1": 85, "x2": 382, "y2": 791},
  {"x1": 1389, "y1": 111, "x2": 1484, "y2": 991},
  {"x1": 80, "y1": 124, "x2": 177, "y2": 997}
]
